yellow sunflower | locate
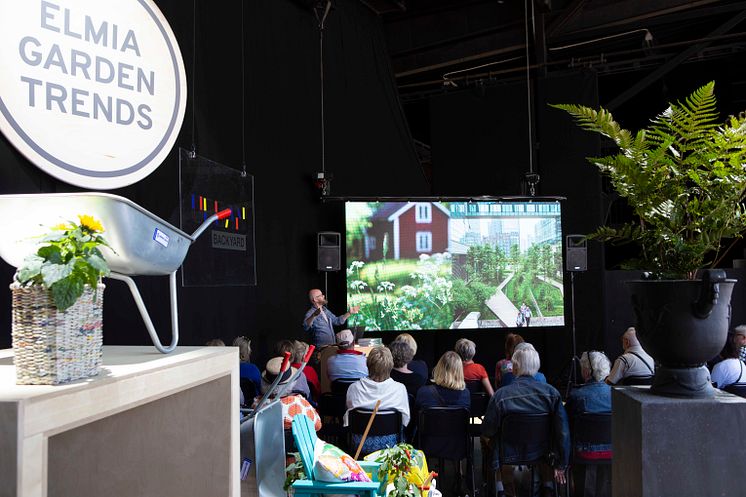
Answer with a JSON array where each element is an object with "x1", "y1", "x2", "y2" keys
[
  {"x1": 52, "y1": 223, "x2": 71, "y2": 231},
  {"x1": 78, "y1": 214, "x2": 104, "y2": 232}
]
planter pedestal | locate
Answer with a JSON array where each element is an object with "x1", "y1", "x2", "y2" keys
[{"x1": 612, "y1": 386, "x2": 746, "y2": 497}]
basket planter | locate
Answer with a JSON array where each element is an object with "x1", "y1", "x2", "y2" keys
[{"x1": 11, "y1": 283, "x2": 104, "y2": 385}]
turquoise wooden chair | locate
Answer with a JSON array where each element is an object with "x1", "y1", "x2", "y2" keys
[{"x1": 291, "y1": 414, "x2": 383, "y2": 497}]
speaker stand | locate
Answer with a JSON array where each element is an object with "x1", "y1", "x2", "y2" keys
[{"x1": 564, "y1": 271, "x2": 581, "y2": 398}]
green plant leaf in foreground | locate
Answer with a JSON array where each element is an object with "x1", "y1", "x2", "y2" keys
[{"x1": 552, "y1": 81, "x2": 746, "y2": 278}]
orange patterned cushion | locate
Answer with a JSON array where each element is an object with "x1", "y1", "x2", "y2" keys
[{"x1": 281, "y1": 395, "x2": 321, "y2": 431}]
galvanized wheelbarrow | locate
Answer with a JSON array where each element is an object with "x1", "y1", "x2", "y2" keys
[{"x1": 0, "y1": 192, "x2": 231, "y2": 353}]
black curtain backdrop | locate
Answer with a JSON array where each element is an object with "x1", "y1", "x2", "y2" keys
[{"x1": 0, "y1": 0, "x2": 426, "y2": 365}]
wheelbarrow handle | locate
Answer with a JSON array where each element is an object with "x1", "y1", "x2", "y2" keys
[
  {"x1": 191, "y1": 208, "x2": 233, "y2": 241},
  {"x1": 275, "y1": 345, "x2": 315, "y2": 398},
  {"x1": 251, "y1": 351, "x2": 292, "y2": 415},
  {"x1": 303, "y1": 345, "x2": 316, "y2": 364}
]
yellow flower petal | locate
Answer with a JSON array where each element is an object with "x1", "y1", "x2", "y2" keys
[{"x1": 78, "y1": 214, "x2": 104, "y2": 232}]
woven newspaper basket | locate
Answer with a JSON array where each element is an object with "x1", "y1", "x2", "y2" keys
[{"x1": 11, "y1": 283, "x2": 104, "y2": 385}]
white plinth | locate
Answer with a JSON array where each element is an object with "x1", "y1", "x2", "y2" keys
[{"x1": 0, "y1": 346, "x2": 239, "y2": 497}]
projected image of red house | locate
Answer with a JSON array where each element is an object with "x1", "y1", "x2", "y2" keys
[{"x1": 346, "y1": 201, "x2": 565, "y2": 331}]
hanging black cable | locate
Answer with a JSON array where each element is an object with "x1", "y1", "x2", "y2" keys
[
  {"x1": 523, "y1": 0, "x2": 540, "y2": 197},
  {"x1": 241, "y1": 0, "x2": 247, "y2": 177},
  {"x1": 315, "y1": 1, "x2": 332, "y2": 175},
  {"x1": 190, "y1": 0, "x2": 198, "y2": 158}
]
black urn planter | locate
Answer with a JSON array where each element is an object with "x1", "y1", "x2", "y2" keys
[{"x1": 627, "y1": 269, "x2": 736, "y2": 398}]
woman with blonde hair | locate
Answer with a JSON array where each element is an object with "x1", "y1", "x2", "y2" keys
[{"x1": 415, "y1": 351, "x2": 470, "y2": 413}]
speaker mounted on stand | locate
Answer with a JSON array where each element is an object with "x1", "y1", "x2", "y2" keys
[
  {"x1": 564, "y1": 234, "x2": 587, "y2": 396},
  {"x1": 317, "y1": 232, "x2": 341, "y2": 272}
]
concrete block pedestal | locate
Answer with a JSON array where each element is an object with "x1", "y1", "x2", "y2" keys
[{"x1": 612, "y1": 386, "x2": 746, "y2": 497}]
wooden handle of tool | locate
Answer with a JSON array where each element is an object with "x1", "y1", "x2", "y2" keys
[{"x1": 354, "y1": 399, "x2": 382, "y2": 460}]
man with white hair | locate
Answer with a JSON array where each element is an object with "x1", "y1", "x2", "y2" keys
[
  {"x1": 481, "y1": 343, "x2": 570, "y2": 497},
  {"x1": 605, "y1": 327, "x2": 654, "y2": 385}
]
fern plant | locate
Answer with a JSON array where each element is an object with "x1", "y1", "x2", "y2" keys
[{"x1": 553, "y1": 81, "x2": 746, "y2": 279}]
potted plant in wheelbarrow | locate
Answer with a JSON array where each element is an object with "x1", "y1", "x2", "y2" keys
[
  {"x1": 10, "y1": 215, "x2": 111, "y2": 385},
  {"x1": 553, "y1": 81, "x2": 746, "y2": 397}
]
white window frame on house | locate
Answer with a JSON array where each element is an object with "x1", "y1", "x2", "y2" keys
[
  {"x1": 415, "y1": 203, "x2": 432, "y2": 223},
  {"x1": 416, "y1": 231, "x2": 432, "y2": 252}
]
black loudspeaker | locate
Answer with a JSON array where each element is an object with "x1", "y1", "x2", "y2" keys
[
  {"x1": 566, "y1": 235, "x2": 587, "y2": 272},
  {"x1": 317, "y1": 232, "x2": 341, "y2": 271}
]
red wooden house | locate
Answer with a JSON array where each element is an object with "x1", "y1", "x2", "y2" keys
[{"x1": 365, "y1": 202, "x2": 450, "y2": 260}]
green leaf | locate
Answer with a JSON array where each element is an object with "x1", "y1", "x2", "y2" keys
[
  {"x1": 40, "y1": 260, "x2": 74, "y2": 287},
  {"x1": 37, "y1": 245, "x2": 63, "y2": 264},
  {"x1": 16, "y1": 254, "x2": 44, "y2": 283},
  {"x1": 85, "y1": 253, "x2": 110, "y2": 276},
  {"x1": 51, "y1": 275, "x2": 85, "y2": 311}
]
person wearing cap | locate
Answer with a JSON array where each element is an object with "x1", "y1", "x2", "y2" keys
[
  {"x1": 303, "y1": 288, "x2": 360, "y2": 347},
  {"x1": 261, "y1": 356, "x2": 311, "y2": 399},
  {"x1": 326, "y1": 329, "x2": 368, "y2": 382},
  {"x1": 260, "y1": 357, "x2": 321, "y2": 431}
]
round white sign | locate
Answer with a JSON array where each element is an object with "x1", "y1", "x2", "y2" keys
[{"x1": 0, "y1": 0, "x2": 186, "y2": 189}]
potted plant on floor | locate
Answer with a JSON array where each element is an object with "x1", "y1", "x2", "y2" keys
[
  {"x1": 553, "y1": 81, "x2": 746, "y2": 397},
  {"x1": 11, "y1": 215, "x2": 111, "y2": 385}
]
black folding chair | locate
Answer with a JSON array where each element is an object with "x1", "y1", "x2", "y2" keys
[
  {"x1": 571, "y1": 412, "x2": 611, "y2": 497},
  {"x1": 239, "y1": 378, "x2": 257, "y2": 407},
  {"x1": 347, "y1": 408, "x2": 403, "y2": 457},
  {"x1": 418, "y1": 407, "x2": 474, "y2": 497},
  {"x1": 723, "y1": 382, "x2": 746, "y2": 398},
  {"x1": 572, "y1": 412, "x2": 612, "y2": 465},
  {"x1": 618, "y1": 375, "x2": 654, "y2": 386},
  {"x1": 466, "y1": 379, "x2": 485, "y2": 393},
  {"x1": 331, "y1": 377, "x2": 360, "y2": 394},
  {"x1": 317, "y1": 392, "x2": 347, "y2": 447},
  {"x1": 469, "y1": 391, "x2": 490, "y2": 440},
  {"x1": 498, "y1": 412, "x2": 567, "y2": 497}
]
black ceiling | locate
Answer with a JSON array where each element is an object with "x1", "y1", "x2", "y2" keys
[{"x1": 367, "y1": 0, "x2": 746, "y2": 99}]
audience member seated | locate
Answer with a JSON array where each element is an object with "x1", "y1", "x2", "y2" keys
[
  {"x1": 415, "y1": 351, "x2": 470, "y2": 413},
  {"x1": 711, "y1": 331, "x2": 746, "y2": 389},
  {"x1": 605, "y1": 327, "x2": 655, "y2": 385},
  {"x1": 233, "y1": 336, "x2": 261, "y2": 401},
  {"x1": 455, "y1": 338, "x2": 495, "y2": 397},
  {"x1": 260, "y1": 357, "x2": 321, "y2": 432},
  {"x1": 389, "y1": 340, "x2": 426, "y2": 397},
  {"x1": 566, "y1": 351, "x2": 612, "y2": 497},
  {"x1": 327, "y1": 329, "x2": 368, "y2": 382},
  {"x1": 394, "y1": 333, "x2": 429, "y2": 379},
  {"x1": 482, "y1": 343, "x2": 570, "y2": 497},
  {"x1": 499, "y1": 342, "x2": 548, "y2": 387},
  {"x1": 292, "y1": 340, "x2": 321, "y2": 401},
  {"x1": 345, "y1": 346, "x2": 410, "y2": 452},
  {"x1": 261, "y1": 356, "x2": 311, "y2": 399},
  {"x1": 494, "y1": 333, "x2": 523, "y2": 389}
]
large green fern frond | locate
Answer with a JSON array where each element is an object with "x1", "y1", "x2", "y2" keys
[{"x1": 549, "y1": 104, "x2": 634, "y2": 149}]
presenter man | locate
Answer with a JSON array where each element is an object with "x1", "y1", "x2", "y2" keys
[{"x1": 303, "y1": 288, "x2": 360, "y2": 347}]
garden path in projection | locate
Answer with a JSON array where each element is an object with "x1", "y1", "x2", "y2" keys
[{"x1": 486, "y1": 273, "x2": 519, "y2": 326}]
